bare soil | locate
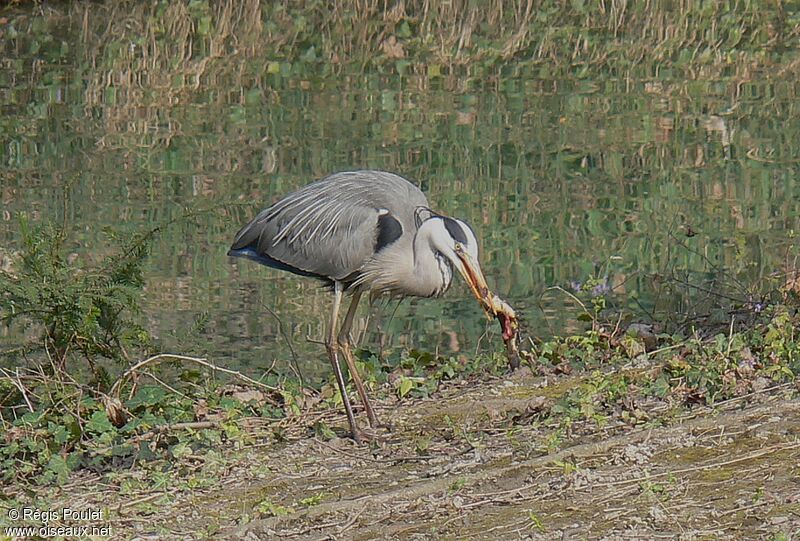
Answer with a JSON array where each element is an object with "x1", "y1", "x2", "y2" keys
[
  {"x1": 226, "y1": 378, "x2": 800, "y2": 541},
  {"x1": 41, "y1": 370, "x2": 800, "y2": 540}
]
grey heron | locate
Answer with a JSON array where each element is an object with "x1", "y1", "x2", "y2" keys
[{"x1": 228, "y1": 170, "x2": 518, "y2": 442}]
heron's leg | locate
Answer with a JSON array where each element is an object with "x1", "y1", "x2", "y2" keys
[
  {"x1": 326, "y1": 282, "x2": 362, "y2": 443},
  {"x1": 337, "y1": 289, "x2": 380, "y2": 428}
]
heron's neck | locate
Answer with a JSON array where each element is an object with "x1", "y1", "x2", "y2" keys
[
  {"x1": 359, "y1": 223, "x2": 452, "y2": 297},
  {"x1": 407, "y1": 228, "x2": 452, "y2": 298}
]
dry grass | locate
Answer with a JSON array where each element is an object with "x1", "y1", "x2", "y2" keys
[{"x1": 4, "y1": 1, "x2": 793, "y2": 160}]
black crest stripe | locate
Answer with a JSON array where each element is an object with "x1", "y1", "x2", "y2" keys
[{"x1": 441, "y1": 216, "x2": 467, "y2": 244}]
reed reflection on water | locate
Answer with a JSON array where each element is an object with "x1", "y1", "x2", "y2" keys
[{"x1": 2, "y1": 5, "x2": 799, "y2": 381}]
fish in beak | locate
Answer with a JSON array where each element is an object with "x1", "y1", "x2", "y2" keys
[{"x1": 454, "y1": 244, "x2": 520, "y2": 369}]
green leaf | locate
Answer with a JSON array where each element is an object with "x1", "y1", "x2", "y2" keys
[
  {"x1": 50, "y1": 423, "x2": 71, "y2": 445},
  {"x1": 171, "y1": 442, "x2": 193, "y2": 459},
  {"x1": 398, "y1": 377, "x2": 413, "y2": 398},
  {"x1": 45, "y1": 454, "x2": 73, "y2": 484},
  {"x1": 85, "y1": 411, "x2": 114, "y2": 434},
  {"x1": 127, "y1": 386, "x2": 167, "y2": 409},
  {"x1": 313, "y1": 421, "x2": 337, "y2": 440},
  {"x1": 197, "y1": 15, "x2": 212, "y2": 35},
  {"x1": 397, "y1": 20, "x2": 412, "y2": 38},
  {"x1": 255, "y1": 500, "x2": 292, "y2": 517}
]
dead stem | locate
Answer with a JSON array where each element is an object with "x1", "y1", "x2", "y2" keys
[
  {"x1": 109, "y1": 353, "x2": 279, "y2": 399},
  {"x1": 0, "y1": 367, "x2": 34, "y2": 412}
]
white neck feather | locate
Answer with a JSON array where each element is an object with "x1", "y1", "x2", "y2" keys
[{"x1": 357, "y1": 221, "x2": 453, "y2": 298}]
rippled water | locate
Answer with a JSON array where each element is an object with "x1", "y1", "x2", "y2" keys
[{"x1": 2, "y1": 5, "x2": 799, "y2": 382}]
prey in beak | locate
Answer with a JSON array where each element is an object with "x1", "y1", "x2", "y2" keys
[{"x1": 454, "y1": 243, "x2": 520, "y2": 369}]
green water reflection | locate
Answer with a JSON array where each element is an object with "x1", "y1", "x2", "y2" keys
[{"x1": 2, "y1": 4, "x2": 799, "y2": 381}]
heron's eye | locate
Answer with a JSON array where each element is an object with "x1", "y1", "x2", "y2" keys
[{"x1": 454, "y1": 242, "x2": 464, "y2": 253}]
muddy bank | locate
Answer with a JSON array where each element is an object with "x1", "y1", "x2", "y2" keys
[
  {"x1": 14, "y1": 369, "x2": 800, "y2": 541},
  {"x1": 60, "y1": 369, "x2": 796, "y2": 540}
]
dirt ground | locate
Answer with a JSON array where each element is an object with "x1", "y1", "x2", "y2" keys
[
  {"x1": 37, "y1": 369, "x2": 800, "y2": 540},
  {"x1": 179, "y1": 370, "x2": 799, "y2": 540}
]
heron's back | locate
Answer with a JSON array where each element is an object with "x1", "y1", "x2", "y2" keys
[{"x1": 229, "y1": 170, "x2": 428, "y2": 285}]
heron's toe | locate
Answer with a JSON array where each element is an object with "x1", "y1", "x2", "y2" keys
[
  {"x1": 365, "y1": 413, "x2": 392, "y2": 432},
  {"x1": 352, "y1": 424, "x2": 392, "y2": 444}
]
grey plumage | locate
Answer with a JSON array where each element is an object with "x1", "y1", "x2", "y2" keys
[
  {"x1": 229, "y1": 170, "x2": 493, "y2": 442},
  {"x1": 231, "y1": 171, "x2": 425, "y2": 282},
  {"x1": 230, "y1": 170, "x2": 469, "y2": 297}
]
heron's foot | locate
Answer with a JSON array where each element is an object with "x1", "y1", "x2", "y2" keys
[
  {"x1": 349, "y1": 426, "x2": 380, "y2": 444},
  {"x1": 360, "y1": 407, "x2": 392, "y2": 432},
  {"x1": 368, "y1": 419, "x2": 393, "y2": 432},
  {"x1": 353, "y1": 421, "x2": 398, "y2": 443},
  {"x1": 365, "y1": 411, "x2": 384, "y2": 429},
  {"x1": 350, "y1": 429, "x2": 365, "y2": 445}
]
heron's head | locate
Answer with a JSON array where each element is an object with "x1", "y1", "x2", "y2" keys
[
  {"x1": 422, "y1": 216, "x2": 492, "y2": 310},
  {"x1": 422, "y1": 215, "x2": 520, "y2": 346}
]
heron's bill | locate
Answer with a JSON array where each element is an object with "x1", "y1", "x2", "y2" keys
[{"x1": 455, "y1": 247, "x2": 520, "y2": 368}]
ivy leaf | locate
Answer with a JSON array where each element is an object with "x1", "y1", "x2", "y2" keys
[{"x1": 85, "y1": 411, "x2": 114, "y2": 434}]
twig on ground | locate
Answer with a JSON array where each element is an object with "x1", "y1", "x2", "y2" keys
[
  {"x1": 0, "y1": 367, "x2": 35, "y2": 412},
  {"x1": 600, "y1": 442, "x2": 800, "y2": 488},
  {"x1": 109, "y1": 353, "x2": 279, "y2": 399},
  {"x1": 338, "y1": 505, "x2": 368, "y2": 534}
]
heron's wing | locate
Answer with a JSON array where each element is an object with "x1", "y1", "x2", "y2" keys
[{"x1": 229, "y1": 171, "x2": 428, "y2": 282}]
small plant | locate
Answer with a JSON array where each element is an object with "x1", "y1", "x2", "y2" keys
[
  {"x1": 0, "y1": 219, "x2": 288, "y2": 484},
  {"x1": 312, "y1": 421, "x2": 337, "y2": 440},
  {"x1": 385, "y1": 348, "x2": 508, "y2": 400},
  {"x1": 640, "y1": 481, "x2": 667, "y2": 497},
  {"x1": 298, "y1": 492, "x2": 326, "y2": 507},
  {"x1": 0, "y1": 217, "x2": 154, "y2": 483},
  {"x1": 0, "y1": 216, "x2": 151, "y2": 371},
  {"x1": 552, "y1": 458, "x2": 579, "y2": 476},
  {"x1": 448, "y1": 477, "x2": 466, "y2": 494},
  {"x1": 394, "y1": 375, "x2": 426, "y2": 398},
  {"x1": 526, "y1": 510, "x2": 545, "y2": 531},
  {"x1": 414, "y1": 435, "x2": 431, "y2": 455},
  {"x1": 254, "y1": 499, "x2": 292, "y2": 517}
]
